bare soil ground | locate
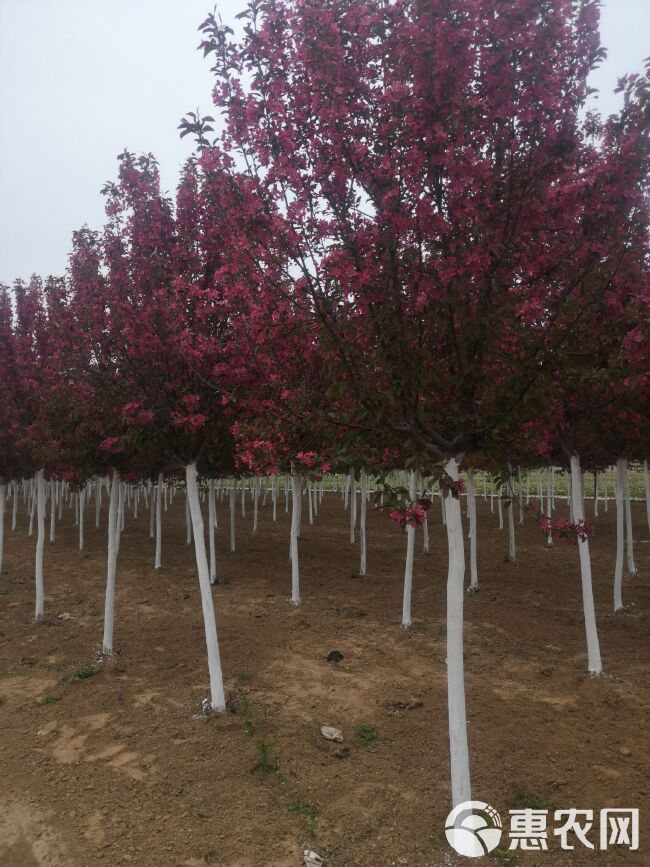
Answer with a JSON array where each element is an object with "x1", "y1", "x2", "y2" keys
[{"x1": 0, "y1": 487, "x2": 648, "y2": 866}]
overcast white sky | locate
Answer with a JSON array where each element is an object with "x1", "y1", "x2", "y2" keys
[{"x1": 1, "y1": 0, "x2": 648, "y2": 284}]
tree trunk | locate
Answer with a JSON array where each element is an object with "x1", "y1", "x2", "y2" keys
[
  {"x1": 467, "y1": 470, "x2": 478, "y2": 591},
  {"x1": 28, "y1": 479, "x2": 36, "y2": 537},
  {"x1": 614, "y1": 461, "x2": 625, "y2": 613},
  {"x1": 507, "y1": 471, "x2": 516, "y2": 563},
  {"x1": 208, "y1": 479, "x2": 217, "y2": 585},
  {"x1": 186, "y1": 463, "x2": 226, "y2": 711},
  {"x1": 0, "y1": 483, "x2": 6, "y2": 578},
  {"x1": 102, "y1": 470, "x2": 120, "y2": 654},
  {"x1": 49, "y1": 480, "x2": 56, "y2": 543},
  {"x1": 546, "y1": 467, "x2": 553, "y2": 545},
  {"x1": 349, "y1": 469, "x2": 356, "y2": 544},
  {"x1": 401, "y1": 470, "x2": 417, "y2": 627},
  {"x1": 359, "y1": 469, "x2": 367, "y2": 576},
  {"x1": 290, "y1": 468, "x2": 301, "y2": 604},
  {"x1": 422, "y1": 513, "x2": 430, "y2": 554},
  {"x1": 272, "y1": 476, "x2": 277, "y2": 522},
  {"x1": 621, "y1": 458, "x2": 636, "y2": 577},
  {"x1": 642, "y1": 460, "x2": 650, "y2": 538},
  {"x1": 115, "y1": 482, "x2": 125, "y2": 557},
  {"x1": 229, "y1": 483, "x2": 236, "y2": 553},
  {"x1": 185, "y1": 491, "x2": 193, "y2": 545},
  {"x1": 95, "y1": 475, "x2": 102, "y2": 528},
  {"x1": 34, "y1": 470, "x2": 46, "y2": 620},
  {"x1": 79, "y1": 488, "x2": 85, "y2": 551},
  {"x1": 11, "y1": 481, "x2": 18, "y2": 531},
  {"x1": 570, "y1": 454, "x2": 603, "y2": 675},
  {"x1": 444, "y1": 458, "x2": 472, "y2": 807},
  {"x1": 155, "y1": 471, "x2": 163, "y2": 569}
]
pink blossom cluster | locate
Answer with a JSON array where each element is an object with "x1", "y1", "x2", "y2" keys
[
  {"x1": 170, "y1": 412, "x2": 207, "y2": 431},
  {"x1": 236, "y1": 440, "x2": 279, "y2": 475},
  {"x1": 100, "y1": 436, "x2": 123, "y2": 454},
  {"x1": 122, "y1": 402, "x2": 154, "y2": 426},
  {"x1": 539, "y1": 515, "x2": 595, "y2": 544},
  {"x1": 389, "y1": 503, "x2": 427, "y2": 528}
]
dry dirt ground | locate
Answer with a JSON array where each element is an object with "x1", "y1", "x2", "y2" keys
[{"x1": 0, "y1": 486, "x2": 648, "y2": 867}]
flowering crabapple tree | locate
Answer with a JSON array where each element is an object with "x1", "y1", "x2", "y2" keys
[
  {"x1": 98, "y1": 150, "x2": 245, "y2": 710},
  {"x1": 186, "y1": 0, "x2": 649, "y2": 806}
]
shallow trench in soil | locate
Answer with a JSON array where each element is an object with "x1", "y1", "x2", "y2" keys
[{"x1": 0, "y1": 489, "x2": 648, "y2": 866}]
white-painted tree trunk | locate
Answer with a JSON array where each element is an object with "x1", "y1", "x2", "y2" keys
[
  {"x1": 401, "y1": 470, "x2": 417, "y2": 628},
  {"x1": 507, "y1": 473, "x2": 516, "y2": 563},
  {"x1": 229, "y1": 484, "x2": 236, "y2": 553},
  {"x1": 185, "y1": 491, "x2": 192, "y2": 545},
  {"x1": 34, "y1": 470, "x2": 46, "y2": 620},
  {"x1": 614, "y1": 461, "x2": 625, "y2": 613},
  {"x1": 208, "y1": 479, "x2": 217, "y2": 585},
  {"x1": 115, "y1": 481, "x2": 125, "y2": 557},
  {"x1": 593, "y1": 472, "x2": 599, "y2": 518},
  {"x1": 349, "y1": 469, "x2": 356, "y2": 544},
  {"x1": 49, "y1": 480, "x2": 56, "y2": 543},
  {"x1": 643, "y1": 461, "x2": 650, "y2": 538},
  {"x1": 95, "y1": 475, "x2": 102, "y2": 528},
  {"x1": 155, "y1": 471, "x2": 163, "y2": 569},
  {"x1": 444, "y1": 458, "x2": 471, "y2": 807},
  {"x1": 359, "y1": 469, "x2": 367, "y2": 576},
  {"x1": 517, "y1": 468, "x2": 524, "y2": 524},
  {"x1": 546, "y1": 467, "x2": 554, "y2": 545},
  {"x1": 422, "y1": 510, "x2": 430, "y2": 554},
  {"x1": 102, "y1": 469, "x2": 120, "y2": 655},
  {"x1": 497, "y1": 489, "x2": 503, "y2": 529},
  {"x1": 551, "y1": 466, "x2": 556, "y2": 511},
  {"x1": 186, "y1": 463, "x2": 226, "y2": 711},
  {"x1": 0, "y1": 483, "x2": 6, "y2": 577},
  {"x1": 149, "y1": 481, "x2": 155, "y2": 538},
  {"x1": 253, "y1": 478, "x2": 259, "y2": 533},
  {"x1": 570, "y1": 454, "x2": 603, "y2": 675},
  {"x1": 79, "y1": 488, "x2": 85, "y2": 551},
  {"x1": 621, "y1": 458, "x2": 636, "y2": 577},
  {"x1": 290, "y1": 469, "x2": 301, "y2": 604},
  {"x1": 28, "y1": 479, "x2": 36, "y2": 537},
  {"x1": 467, "y1": 470, "x2": 478, "y2": 591},
  {"x1": 11, "y1": 481, "x2": 18, "y2": 531},
  {"x1": 272, "y1": 476, "x2": 277, "y2": 522}
]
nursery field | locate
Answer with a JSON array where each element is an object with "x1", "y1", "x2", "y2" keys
[{"x1": 0, "y1": 490, "x2": 648, "y2": 867}]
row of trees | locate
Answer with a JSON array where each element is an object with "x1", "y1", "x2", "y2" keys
[{"x1": 1, "y1": 0, "x2": 649, "y2": 813}]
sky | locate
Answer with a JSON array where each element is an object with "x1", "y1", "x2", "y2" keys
[{"x1": 1, "y1": 0, "x2": 649, "y2": 285}]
